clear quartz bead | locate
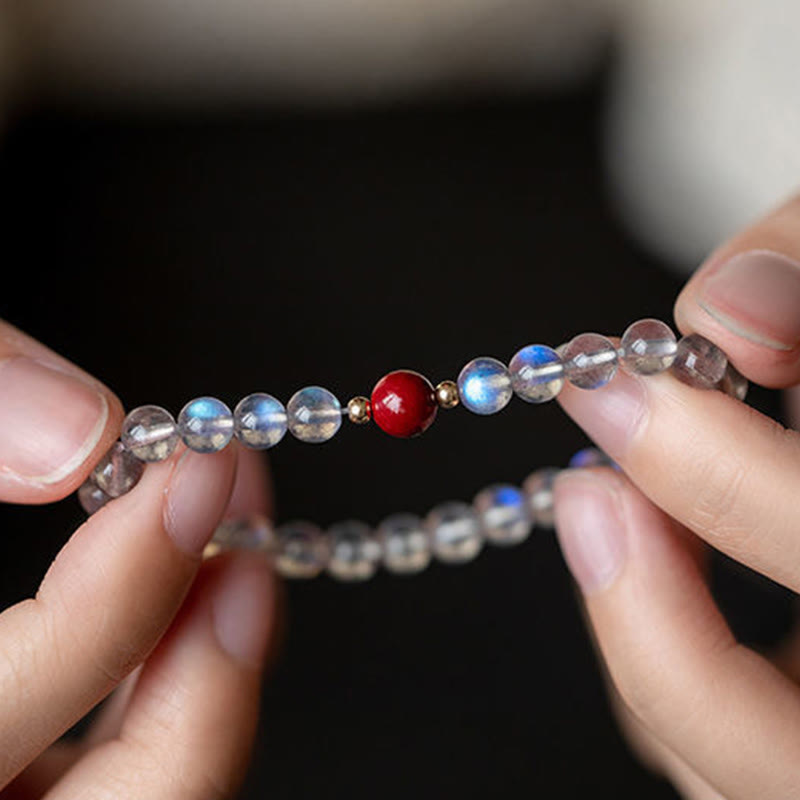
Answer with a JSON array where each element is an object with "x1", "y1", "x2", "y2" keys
[
  {"x1": 719, "y1": 362, "x2": 748, "y2": 401},
  {"x1": 522, "y1": 467, "x2": 559, "y2": 528},
  {"x1": 274, "y1": 520, "x2": 329, "y2": 579},
  {"x1": 91, "y1": 441, "x2": 144, "y2": 498},
  {"x1": 234, "y1": 393, "x2": 288, "y2": 449},
  {"x1": 209, "y1": 514, "x2": 276, "y2": 554},
  {"x1": 473, "y1": 484, "x2": 532, "y2": 546},
  {"x1": 426, "y1": 501, "x2": 484, "y2": 564},
  {"x1": 121, "y1": 405, "x2": 179, "y2": 462},
  {"x1": 326, "y1": 520, "x2": 381, "y2": 582},
  {"x1": 672, "y1": 334, "x2": 727, "y2": 389},
  {"x1": 509, "y1": 344, "x2": 564, "y2": 403},
  {"x1": 376, "y1": 513, "x2": 431, "y2": 575},
  {"x1": 563, "y1": 333, "x2": 618, "y2": 389},
  {"x1": 178, "y1": 396, "x2": 234, "y2": 453},
  {"x1": 287, "y1": 386, "x2": 342, "y2": 443},
  {"x1": 620, "y1": 318, "x2": 678, "y2": 375},
  {"x1": 457, "y1": 357, "x2": 513, "y2": 415},
  {"x1": 78, "y1": 479, "x2": 111, "y2": 514}
]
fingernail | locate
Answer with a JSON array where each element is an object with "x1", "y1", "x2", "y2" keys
[
  {"x1": 164, "y1": 449, "x2": 236, "y2": 555},
  {"x1": 0, "y1": 356, "x2": 108, "y2": 484},
  {"x1": 212, "y1": 556, "x2": 274, "y2": 667},
  {"x1": 698, "y1": 249, "x2": 800, "y2": 351},
  {"x1": 553, "y1": 470, "x2": 627, "y2": 594}
]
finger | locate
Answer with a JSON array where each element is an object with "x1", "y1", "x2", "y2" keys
[
  {"x1": 224, "y1": 442, "x2": 273, "y2": 520},
  {"x1": 43, "y1": 553, "x2": 277, "y2": 800},
  {"x1": 0, "y1": 445, "x2": 237, "y2": 788},
  {"x1": 0, "y1": 318, "x2": 123, "y2": 503},
  {"x1": 554, "y1": 467, "x2": 800, "y2": 800},
  {"x1": 674, "y1": 196, "x2": 800, "y2": 388}
]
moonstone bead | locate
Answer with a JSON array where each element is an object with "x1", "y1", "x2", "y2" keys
[
  {"x1": 620, "y1": 318, "x2": 678, "y2": 375},
  {"x1": 287, "y1": 386, "x2": 342, "y2": 443},
  {"x1": 719, "y1": 362, "x2": 748, "y2": 401},
  {"x1": 234, "y1": 393, "x2": 287, "y2": 449},
  {"x1": 473, "y1": 484, "x2": 532, "y2": 546},
  {"x1": 209, "y1": 514, "x2": 276, "y2": 554},
  {"x1": 568, "y1": 447, "x2": 614, "y2": 469},
  {"x1": 376, "y1": 513, "x2": 431, "y2": 574},
  {"x1": 522, "y1": 467, "x2": 559, "y2": 528},
  {"x1": 178, "y1": 396, "x2": 234, "y2": 453},
  {"x1": 78, "y1": 479, "x2": 111, "y2": 514},
  {"x1": 91, "y1": 441, "x2": 144, "y2": 498},
  {"x1": 274, "y1": 520, "x2": 329, "y2": 579},
  {"x1": 672, "y1": 333, "x2": 727, "y2": 389},
  {"x1": 509, "y1": 344, "x2": 564, "y2": 403},
  {"x1": 426, "y1": 501, "x2": 484, "y2": 564},
  {"x1": 326, "y1": 520, "x2": 382, "y2": 582},
  {"x1": 563, "y1": 333, "x2": 618, "y2": 389},
  {"x1": 457, "y1": 357, "x2": 513, "y2": 415},
  {"x1": 121, "y1": 405, "x2": 179, "y2": 462}
]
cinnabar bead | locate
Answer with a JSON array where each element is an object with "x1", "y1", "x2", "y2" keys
[{"x1": 371, "y1": 370, "x2": 438, "y2": 438}]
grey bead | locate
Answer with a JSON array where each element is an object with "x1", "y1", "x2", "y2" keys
[
  {"x1": 563, "y1": 333, "x2": 619, "y2": 389},
  {"x1": 274, "y1": 520, "x2": 329, "y2": 579},
  {"x1": 211, "y1": 514, "x2": 276, "y2": 553},
  {"x1": 121, "y1": 405, "x2": 179, "y2": 462},
  {"x1": 178, "y1": 396, "x2": 234, "y2": 453},
  {"x1": 91, "y1": 440, "x2": 144, "y2": 498},
  {"x1": 426, "y1": 501, "x2": 484, "y2": 564},
  {"x1": 78, "y1": 479, "x2": 111, "y2": 514},
  {"x1": 473, "y1": 483, "x2": 532, "y2": 546},
  {"x1": 377, "y1": 513, "x2": 431, "y2": 575},
  {"x1": 326, "y1": 520, "x2": 381, "y2": 582},
  {"x1": 620, "y1": 318, "x2": 677, "y2": 375},
  {"x1": 672, "y1": 334, "x2": 727, "y2": 389},
  {"x1": 522, "y1": 467, "x2": 560, "y2": 528},
  {"x1": 718, "y1": 362, "x2": 748, "y2": 401},
  {"x1": 286, "y1": 386, "x2": 342, "y2": 443}
]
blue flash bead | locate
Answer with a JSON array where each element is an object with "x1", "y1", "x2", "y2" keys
[
  {"x1": 287, "y1": 386, "x2": 342, "y2": 443},
  {"x1": 234, "y1": 393, "x2": 288, "y2": 449},
  {"x1": 509, "y1": 344, "x2": 564, "y2": 403},
  {"x1": 178, "y1": 396, "x2": 234, "y2": 453},
  {"x1": 473, "y1": 483, "x2": 532, "y2": 546},
  {"x1": 568, "y1": 447, "x2": 619, "y2": 470},
  {"x1": 457, "y1": 357, "x2": 513, "y2": 415}
]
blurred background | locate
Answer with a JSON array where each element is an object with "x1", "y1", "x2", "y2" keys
[{"x1": 0, "y1": 1, "x2": 797, "y2": 796}]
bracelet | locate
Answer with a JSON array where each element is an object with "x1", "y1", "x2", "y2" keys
[{"x1": 77, "y1": 318, "x2": 746, "y2": 582}]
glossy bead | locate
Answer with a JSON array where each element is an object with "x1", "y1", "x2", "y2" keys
[
  {"x1": 457, "y1": 357, "x2": 513, "y2": 415},
  {"x1": 568, "y1": 447, "x2": 614, "y2": 469},
  {"x1": 121, "y1": 405, "x2": 179, "y2": 462},
  {"x1": 78, "y1": 479, "x2": 111, "y2": 514},
  {"x1": 209, "y1": 514, "x2": 276, "y2": 554},
  {"x1": 435, "y1": 380, "x2": 460, "y2": 409},
  {"x1": 473, "y1": 484, "x2": 532, "y2": 546},
  {"x1": 287, "y1": 386, "x2": 342, "y2": 443},
  {"x1": 91, "y1": 441, "x2": 144, "y2": 498},
  {"x1": 347, "y1": 396, "x2": 371, "y2": 425},
  {"x1": 274, "y1": 520, "x2": 329, "y2": 578},
  {"x1": 178, "y1": 396, "x2": 234, "y2": 453},
  {"x1": 719, "y1": 362, "x2": 748, "y2": 401},
  {"x1": 509, "y1": 344, "x2": 564, "y2": 403},
  {"x1": 563, "y1": 333, "x2": 618, "y2": 389},
  {"x1": 370, "y1": 370, "x2": 438, "y2": 438},
  {"x1": 426, "y1": 501, "x2": 484, "y2": 564},
  {"x1": 672, "y1": 333, "x2": 727, "y2": 389},
  {"x1": 522, "y1": 467, "x2": 559, "y2": 528},
  {"x1": 326, "y1": 520, "x2": 381, "y2": 582},
  {"x1": 620, "y1": 318, "x2": 677, "y2": 375},
  {"x1": 376, "y1": 513, "x2": 431, "y2": 574},
  {"x1": 234, "y1": 393, "x2": 287, "y2": 449}
]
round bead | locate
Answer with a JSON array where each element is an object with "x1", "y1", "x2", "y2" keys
[
  {"x1": 210, "y1": 514, "x2": 276, "y2": 553},
  {"x1": 346, "y1": 396, "x2": 372, "y2": 425},
  {"x1": 178, "y1": 396, "x2": 234, "y2": 453},
  {"x1": 509, "y1": 344, "x2": 565, "y2": 403},
  {"x1": 435, "y1": 380, "x2": 460, "y2": 409},
  {"x1": 672, "y1": 333, "x2": 727, "y2": 389},
  {"x1": 620, "y1": 318, "x2": 678, "y2": 375},
  {"x1": 234, "y1": 393, "x2": 287, "y2": 449},
  {"x1": 562, "y1": 333, "x2": 619, "y2": 390},
  {"x1": 457, "y1": 357, "x2": 513, "y2": 415},
  {"x1": 426, "y1": 501, "x2": 484, "y2": 564},
  {"x1": 473, "y1": 484, "x2": 532, "y2": 546},
  {"x1": 286, "y1": 386, "x2": 342, "y2": 443},
  {"x1": 568, "y1": 447, "x2": 614, "y2": 469},
  {"x1": 522, "y1": 467, "x2": 559, "y2": 528},
  {"x1": 274, "y1": 520, "x2": 329, "y2": 579},
  {"x1": 326, "y1": 520, "x2": 382, "y2": 582},
  {"x1": 370, "y1": 370, "x2": 438, "y2": 438},
  {"x1": 719, "y1": 362, "x2": 748, "y2": 401},
  {"x1": 91, "y1": 441, "x2": 144, "y2": 498},
  {"x1": 377, "y1": 513, "x2": 431, "y2": 575},
  {"x1": 121, "y1": 405, "x2": 179, "y2": 462},
  {"x1": 78, "y1": 479, "x2": 111, "y2": 515}
]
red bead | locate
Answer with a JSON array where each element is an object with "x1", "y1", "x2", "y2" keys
[{"x1": 371, "y1": 370, "x2": 438, "y2": 438}]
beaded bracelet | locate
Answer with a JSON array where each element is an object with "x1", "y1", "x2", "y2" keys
[{"x1": 77, "y1": 319, "x2": 746, "y2": 582}]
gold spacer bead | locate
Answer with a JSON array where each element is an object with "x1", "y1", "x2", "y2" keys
[
  {"x1": 347, "y1": 396, "x2": 372, "y2": 424},
  {"x1": 435, "y1": 380, "x2": 459, "y2": 409}
]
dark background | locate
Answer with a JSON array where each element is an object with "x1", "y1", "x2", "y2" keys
[{"x1": 0, "y1": 71, "x2": 792, "y2": 797}]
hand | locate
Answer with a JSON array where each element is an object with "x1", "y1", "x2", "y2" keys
[
  {"x1": 0, "y1": 320, "x2": 279, "y2": 799},
  {"x1": 552, "y1": 197, "x2": 800, "y2": 799}
]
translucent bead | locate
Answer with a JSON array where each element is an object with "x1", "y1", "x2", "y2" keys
[
  {"x1": 426, "y1": 501, "x2": 484, "y2": 564},
  {"x1": 209, "y1": 514, "x2": 276, "y2": 554},
  {"x1": 274, "y1": 520, "x2": 329, "y2": 579},
  {"x1": 568, "y1": 447, "x2": 614, "y2": 469},
  {"x1": 121, "y1": 405, "x2": 179, "y2": 462},
  {"x1": 326, "y1": 520, "x2": 382, "y2": 582},
  {"x1": 672, "y1": 334, "x2": 727, "y2": 389},
  {"x1": 91, "y1": 441, "x2": 144, "y2": 498},
  {"x1": 619, "y1": 318, "x2": 678, "y2": 375},
  {"x1": 457, "y1": 357, "x2": 513, "y2": 415},
  {"x1": 563, "y1": 333, "x2": 618, "y2": 389},
  {"x1": 287, "y1": 386, "x2": 342, "y2": 443},
  {"x1": 234, "y1": 393, "x2": 287, "y2": 449},
  {"x1": 178, "y1": 396, "x2": 234, "y2": 453},
  {"x1": 473, "y1": 484, "x2": 532, "y2": 546},
  {"x1": 509, "y1": 345, "x2": 564, "y2": 403},
  {"x1": 719, "y1": 362, "x2": 748, "y2": 401},
  {"x1": 78, "y1": 479, "x2": 111, "y2": 514},
  {"x1": 522, "y1": 467, "x2": 559, "y2": 528},
  {"x1": 377, "y1": 513, "x2": 431, "y2": 575}
]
